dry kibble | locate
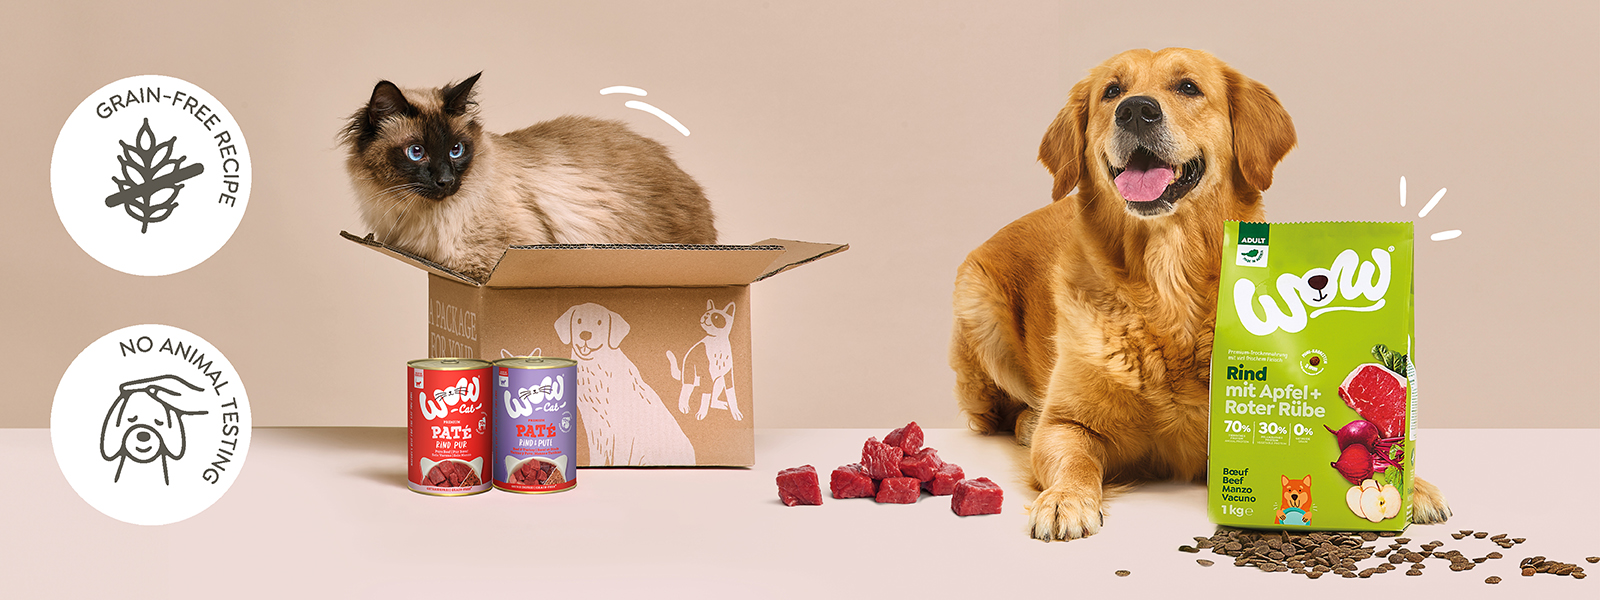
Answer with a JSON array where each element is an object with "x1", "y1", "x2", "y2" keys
[
  {"x1": 1486, "y1": 576, "x2": 1502, "y2": 584},
  {"x1": 1178, "y1": 545, "x2": 1198, "y2": 553},
  {"x1": 1589, "y1": 557, "x2": 1600, "y2": 563},
  {"x1": 1523, "y1": 567, "x2": 1537, "y2": 576},
  {"x1": 1487, "y1": 552, "x2": 1503, "y2": 559},
  {"x1": 1115, "y1": 570, "x2": 1130, "y2": 577},
  {"x1": 1197, "y1": 559, "x2": 1214, "y2": 567},
  {"x1": 1451, "y1": 533, "x2": 1466, "y2": 539},
  {"x1": 1473, "y1": 532, "x2": 1488, "y2": 539}
]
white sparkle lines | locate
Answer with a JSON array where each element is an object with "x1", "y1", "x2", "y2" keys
[
  {"x1": 600, "y1": 86, "x2": 690, "y2": 136},
  {"x1": 1400, "y1": 176, "x2": 1461, "y2": 242}
]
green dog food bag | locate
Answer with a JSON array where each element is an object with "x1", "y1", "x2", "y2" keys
[{"x1": 1208, "y1": 221, "x2": 1416, "y2": 531}]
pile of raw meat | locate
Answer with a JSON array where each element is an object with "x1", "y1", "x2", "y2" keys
[{"x1": 776, "y1": 422, "x2": 1002, "y2": 516}]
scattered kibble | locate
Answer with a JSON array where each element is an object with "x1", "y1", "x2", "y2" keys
[
  {"x1": 1115, "y1": 570, "x2": 1130, "y2": 577},
  {"x1": 1182, "y1": 528, "x2": 1593, "y2": 583}
]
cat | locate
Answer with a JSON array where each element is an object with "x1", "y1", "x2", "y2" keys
[
  {"x1": 666, "y1": 300, "x2": 739, "y2": 421},
  {"x1": 340, "y1": 72, "x2": 718, "y2": 282}
]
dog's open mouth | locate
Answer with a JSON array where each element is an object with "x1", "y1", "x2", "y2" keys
[{"x1": 1110, "y1": 147, "x2": 1205, "y2": 215}]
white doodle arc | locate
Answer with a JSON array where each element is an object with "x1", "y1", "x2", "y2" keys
[{"x1": 598, "y1": 86, "x2": 690, "y2": 137}]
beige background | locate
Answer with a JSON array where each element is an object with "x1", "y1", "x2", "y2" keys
[{"x1": 3, "y1": 1, "x2": 1595, "y2": 429}]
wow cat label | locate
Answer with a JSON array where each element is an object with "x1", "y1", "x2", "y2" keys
[
  {"x1": 493, "y1": 357, "x2": 578, "y2": 494},
  {"x1": 1208, "y1": 222, "x2": 1416, "y2": 531},
  {"x1": 407, "y1": 359, "x2": 492, "y2": 496}
]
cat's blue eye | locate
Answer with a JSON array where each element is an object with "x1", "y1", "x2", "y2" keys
[
  {"x1": 406, "y1": 144, "x2": 425, "y2": 161},
  {"x1": 449, "y1": 143, "x2": 464, "y2": 159}
]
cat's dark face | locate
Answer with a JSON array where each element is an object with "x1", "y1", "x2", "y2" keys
[{"x1": 343, "y1": 73, "x2": 484, "y2": 201}]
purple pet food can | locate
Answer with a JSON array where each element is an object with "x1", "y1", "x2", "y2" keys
[{"x1": 492, "y1": 356, "x2": 578, "y2": 493}]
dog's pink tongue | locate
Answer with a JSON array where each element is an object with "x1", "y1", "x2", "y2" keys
[{"x1": 1115, "y1": 167, "x2": 1174, "y2": 203}]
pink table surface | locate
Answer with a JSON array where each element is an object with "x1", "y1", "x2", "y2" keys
[{"x1": 2, "y1": 427, "x2": 1595, "y2": 599}]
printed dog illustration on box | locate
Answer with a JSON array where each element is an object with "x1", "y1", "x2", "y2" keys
[
  {"x1": 100, "y1": 374, "x2": 210, "y2": 485},
  {"x1": 1276, "y1": 475, "x2": 1314, "y2": 525},
  {"x1": 556, "y1": 302, "x2": 695, "y2": 465},
  {"x1": 667, "y1": 300, "x2": 741, "y2": 421}
]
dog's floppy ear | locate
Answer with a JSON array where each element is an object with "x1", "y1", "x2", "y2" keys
[
  {"x1": 100, "y1": 394, "x2": 130, "y2": 461},
  {"x1": 555, "y1": 305, "x2": 578, "y2": 345},
  {"x1": 1039, "y1": 77, "x2": 1092, "y2": 201},
  {"x1": 163, "y1": 403, "x2": 188, "y2": 460},
  {"x1": 1227, "y1": 67, "x2": 1297, "y2": 192},
  {"x1": 607, "y1": 309, "x2": 631, "y2": 348}
]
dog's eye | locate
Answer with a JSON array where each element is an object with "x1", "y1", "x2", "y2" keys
[
  {"x1": 1103, "y1": 84, "x2": 1123, "y2": 100},
  {"x1": 1177, "y1": 80, "x2": 1203, "y2": 97},
  {"x1": 125, "y1": 416, "x2": 137, "y2": 423}
]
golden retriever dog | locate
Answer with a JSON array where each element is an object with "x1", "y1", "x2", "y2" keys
[{"x1": 949, "y1": 48, "x2": 1450, "y2": 540}]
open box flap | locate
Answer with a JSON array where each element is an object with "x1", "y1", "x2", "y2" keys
[
  {"x1": 340, "y1": 231, "x2": 480, "y2": 286},
  {"x1": 343, "y1": 232, "x2": 846, "y2": 288}
]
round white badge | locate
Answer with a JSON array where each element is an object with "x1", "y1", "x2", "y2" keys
[
  {"x1": 51, "y1": 324, "x2": 251, "y2": 525},
  {"x1": 51, "y1": 75, "x2": 251, "y2": 276}
]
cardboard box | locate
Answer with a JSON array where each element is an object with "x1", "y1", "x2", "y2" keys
[{"x1": 342, "y1": 232, "x2": 846, "y2": 467}]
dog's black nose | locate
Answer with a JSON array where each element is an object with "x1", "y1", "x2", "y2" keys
[
  {"x1": 137, "y1": 431, "x2": 151, "y2": 442},
  {"x1": 1115, "y1": 96, "x2": 1163, "y2": 134}
]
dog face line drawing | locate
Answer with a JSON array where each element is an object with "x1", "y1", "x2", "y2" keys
[{"x1": 100, "y1": 374, "x2": 209, "y2": 485}]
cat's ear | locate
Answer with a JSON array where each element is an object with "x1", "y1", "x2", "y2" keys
[
  {"x1": 705, "y1": 299, "x2": 714, "y2": 310},
  {"x1": 723, "y1": 302, "x2": 735, "y2": 316},
  {"x1": 442, "y1": 72, "x2": 482, "y2": 116},
  {"x1": 366, "y1": 81, "x2": 413, "y2": 126}
]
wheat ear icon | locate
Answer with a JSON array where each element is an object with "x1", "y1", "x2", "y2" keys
[{"x1": 105, "y1": 118, "x2": 204, "y2": 233}]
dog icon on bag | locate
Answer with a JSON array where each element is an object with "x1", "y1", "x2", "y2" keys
[{"x1": 100, "y1": 374, "x2": 209, "y2": 485}]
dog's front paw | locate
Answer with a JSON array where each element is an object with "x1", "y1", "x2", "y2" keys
[
  {"x1": 1028, "y1": 483, "x2": 1104, "y2": 541},
  {"x1": 1411, "y1": 476, "x2": 1451, "y2": 524}
]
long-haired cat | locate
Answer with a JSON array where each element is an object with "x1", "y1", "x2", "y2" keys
[{"x1": 340, "y1": 72, "x2": 717, "y2": 282}]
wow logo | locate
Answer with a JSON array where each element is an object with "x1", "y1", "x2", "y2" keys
[
  {"x1": 504, "y1": 375, "x2": 566, "y2": 420},
  {"x1": 1233, "y1": 248, "x2": 1392, "y2": 336},
  {"x1": 419, "y1": 377, "x2": 480, "y2": 421}
]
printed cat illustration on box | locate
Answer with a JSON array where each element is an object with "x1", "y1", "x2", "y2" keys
[{"x1": 667, "y1": 300, "x2": 740, "y2": 421}]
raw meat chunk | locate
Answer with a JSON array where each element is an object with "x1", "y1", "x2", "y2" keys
[
  {"x1": 1338, "y1": 363, "x2": 1408, "y2": 438},
  {"x1": 861, "y1": 437, "x2": 904, "y2": 480},
  {"x1": 830, "y1": 463, "x2": 876, "y2": 499},
  {"x1": 883, "y1": 422, "x2": 924, "y2": 454},
  {"x1": 777, "y1": 465, "x2": 823, "y2": 506},
  {"x1": 952, "y1": 477, "x2": 1003, "y2": 516},
  {"x1": 923, "y1": 462, "x2": 965, "y2": 496},
  {"x1": 898, "y1": 447, "x2": 945, "y2": 482},
  {"x1": 875, "y1": 477, "x2": 921, "y2": 504}
]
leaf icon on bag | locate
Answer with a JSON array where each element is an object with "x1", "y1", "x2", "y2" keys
[{"x1": 105, "y1": 118, "x2": 204, "y2": 233}]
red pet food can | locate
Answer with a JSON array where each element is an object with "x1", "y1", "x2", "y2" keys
[
  {"x1": 493, "y1": 356, "x2": 578, "y2": 494},
  {"x1": 407, "y1": 358, "x2": 493, "y2": 496}
]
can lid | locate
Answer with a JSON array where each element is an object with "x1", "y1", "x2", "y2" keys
[
  {"x1": 407, "y1": 358, "x2": 494, "y2": 371},
  {"x1": 493, "y1": 356, "x2": 577, "y2": 370}
]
